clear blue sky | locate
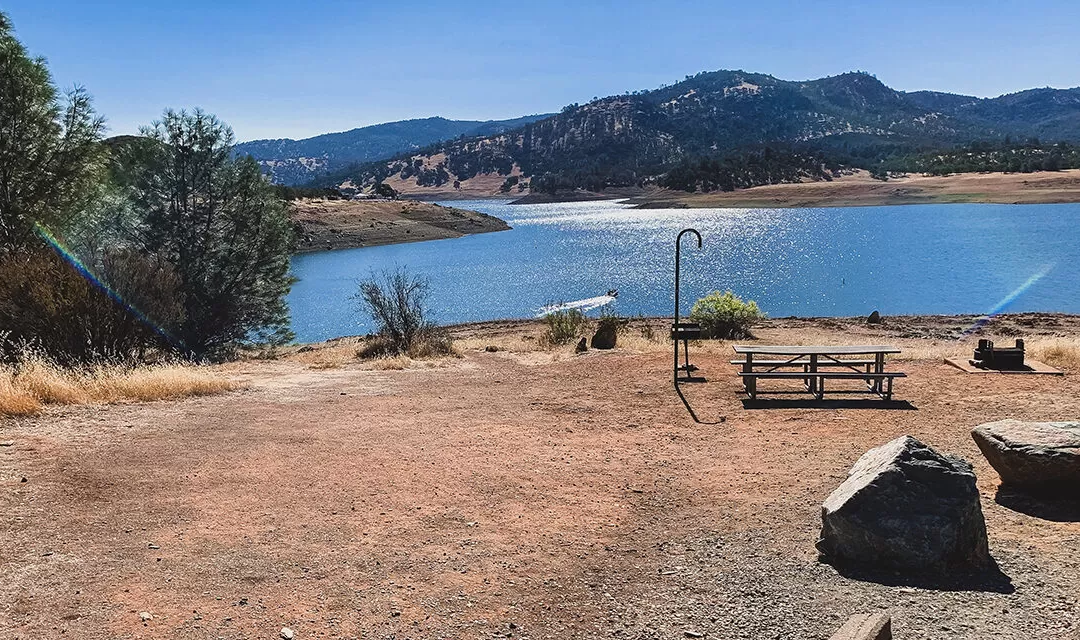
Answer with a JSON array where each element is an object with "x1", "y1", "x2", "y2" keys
[{"x1": 4, "y1": 1, "x2": 1078, "y2": 142}]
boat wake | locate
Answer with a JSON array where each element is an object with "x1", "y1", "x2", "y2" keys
[{"x1": 537, "y1": 295, "x2": 617, "y2": 317}]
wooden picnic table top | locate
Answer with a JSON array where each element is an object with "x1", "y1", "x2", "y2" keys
[{"x1": 732, "y1": 344, "x2": 902, "y2": 356}]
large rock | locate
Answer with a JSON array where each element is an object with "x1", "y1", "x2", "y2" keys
[
  {"x1": 817, "y1": 435, "x2": 990, "y2": 573},
  {"x1": 971, "y1": 420, "x2": 1080, "y2": 493},
  {"x1": 590, "y1": 325, "x2": 617, "y2": 350}
]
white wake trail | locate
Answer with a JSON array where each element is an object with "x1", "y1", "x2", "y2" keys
[{"x1": 536, "y1": 295, "x2": 617, "y2": 317}]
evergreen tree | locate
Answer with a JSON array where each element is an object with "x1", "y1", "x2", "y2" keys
[
  {"x1": 129, "y1": 109, "x2": 295, "y2": 358},
  {"x1": 0, "y1": 12, "x2": 105, "y2": 251}
]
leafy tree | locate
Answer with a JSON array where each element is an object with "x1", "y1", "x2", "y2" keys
[
  {"x1": 128, "y1": 109, "x2": 294, "y2": 358},
  {"x1": 373, "y1": 182, "x2": 398, "y2": 199},
  {"x1": 0, "y1": 12, "x2": 105, "y2": 251}
]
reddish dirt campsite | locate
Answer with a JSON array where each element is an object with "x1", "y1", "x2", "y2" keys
[{"x1": 2, "y1": 316, "x2": 1079, "y2": 640}]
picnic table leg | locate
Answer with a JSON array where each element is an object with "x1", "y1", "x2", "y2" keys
[
  {"x1": 744, "y1": 353, "x2": 755, "y2": 398},
  {"x1": 873, "y1": 353, "x2": 886, "y2": 395},
  {"x1": 809, "y1": 354, "x2": 819, "y2": 397}
]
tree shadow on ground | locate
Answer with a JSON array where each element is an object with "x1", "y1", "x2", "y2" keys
[
  {"x1": 674, "y1": 381, "x2": 725, "y2": 425},
  {"x1": 741, "y1": 398, "x2": 918, "y2": 410},
  {"x1": 826, "y1": 557, "x2": 1015, "y2": 594},
  {"x1": 995, "y1": 487, "x2": 1080, "y2": 523}
]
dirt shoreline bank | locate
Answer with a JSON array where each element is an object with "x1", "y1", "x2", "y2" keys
[
  {"x1": 627, "y1": 169, "x2": 1080, "y2": 209},
  {"x1": 307, "y1": 312, "x2": 1080, "y2": 347},
  {"x1": 386, "y1": 169, "x2": 1080, "y2": 209},
  {"x1": 290, "y1": 198, "x2": 510, "y2": 253}
]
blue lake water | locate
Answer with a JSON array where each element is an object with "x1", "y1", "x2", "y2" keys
[{"x1": 287, "y1": 200, "x2": 1080, "y2": 343}]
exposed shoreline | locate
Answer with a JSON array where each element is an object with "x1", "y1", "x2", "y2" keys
[
  {"x1": 395, "y1": 169, "x2": 1080, "y2": 209},
  {"x1": 290, "y1": 198, "x2": 510, "y2": 253},
  {"x1": 625, "y1": 169, "x2": 1080, "y2": 209},
  {"x1": 302, "y1": 312, "x2": 1080, "y2": 348}
]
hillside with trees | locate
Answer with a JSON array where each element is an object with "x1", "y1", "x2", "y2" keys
[
  {"x1": 312, "y1": 70, "x2": 1080, "y2": 197},
  {"x1": 234, "y1": 115, "x2": 552, "y2": 185}
]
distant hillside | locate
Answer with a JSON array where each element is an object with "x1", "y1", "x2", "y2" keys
[
  {"x1": 234, "y1": 115, "x2": 552, "y2": 185},
  {"x1": 310, "y1": 70, "x2": 1080, "y2": 197}
]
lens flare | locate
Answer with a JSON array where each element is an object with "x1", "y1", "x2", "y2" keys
[
  {"x1": 33, "y1": 222, "x2": 183, "y2": 348},
  {"x1": 960, "y1": 264, "x2": 1054, "y2": 339}
]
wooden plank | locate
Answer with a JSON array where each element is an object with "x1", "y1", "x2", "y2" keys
[
  {"x1": 944, "y1": 357, "x2": 1063, "y2": 376},
  {"x1": 829, "y1": 612, "x2": 891, "y2": 640},
  {"x1": 730, "y1": 345, "x2": 898, "y2": 353},
  {"x1": 731, "y1": 359, "x2": 877, "y2": 365},
  {"x1": 738, "y1": 372, "x2": 906, "y2": 379}
]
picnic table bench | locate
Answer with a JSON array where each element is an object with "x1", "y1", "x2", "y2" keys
[{"x1": 732, "y1": 344, "x2": 905, "y2": 400}]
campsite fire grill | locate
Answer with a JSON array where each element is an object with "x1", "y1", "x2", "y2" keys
[{"x1": 972, "y1": 339, "x2": 1026, "y2": 370}]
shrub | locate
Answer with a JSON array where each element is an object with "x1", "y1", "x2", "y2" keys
[
  {"x1": 595, "y1": 311, "x2": 629, "y2": 335},
  {"x1": 0, "y1": 248, "x2": 184, "y2": 365},
  {"x1": 689, "y1": 290, "x2": 765, "y2": 339},
  {"x1": 543, "y1": 308, "x2": 588, "y2": 345},
  {"x1": 355, "y1": 268, "x2": 452, "y2": 357}
]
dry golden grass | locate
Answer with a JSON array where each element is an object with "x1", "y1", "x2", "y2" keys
[
  {"x1": 1028, "y1": 337, "x2": 1080, "y2": 370},
  {"x1": 0, "y1": 357, "x2": 237, "y2": 418},
  {"x1": 370, "y1": 355, "x2": 411, "y2": 370},
  {"x1": 0, "y1": 375, "x2": 41, "y2": 416}
]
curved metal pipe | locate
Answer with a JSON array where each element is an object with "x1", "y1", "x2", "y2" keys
[{"x1": 674, "y1": 228, "x2": 702, "y2": 383}]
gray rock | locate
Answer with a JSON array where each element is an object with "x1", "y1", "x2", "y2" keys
[
  {"x1": 817, "y1": 435, "x2": 990, "y2": 574},
  {"x1": 971, "y1": 420, "x2": 1080, "y2": 494},
  {"x1": 829, "y1": 612, "x2": 891, "y2": 640},
  {"x1": 866, "y1": 310, "x2": 882, "y2": 324}
]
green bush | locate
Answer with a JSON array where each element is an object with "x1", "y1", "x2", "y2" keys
[
  {"x1": 689, "y1": 290, "x2": 765, "y2": 339},
  {"x1": 543, "y1": 308, "x2": 587, "y2": 345}
]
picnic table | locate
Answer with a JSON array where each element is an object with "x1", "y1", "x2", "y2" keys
[{"x1": 732, "y1": 344, "x2": 905, "y2": 400}]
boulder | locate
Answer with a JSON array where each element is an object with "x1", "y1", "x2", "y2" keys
[
  {"x1": 574, "y1": 337, "x2": 588, "y2": 353},
  {"x1": 971, "y1": 420, "x2": 1080, "y2": 494},
  {"x1": 818, "y1": 435, "x2": 990, "y2": 574},
  {"x1": 591, "y1": 326, "x2": 617, "y2": 350},
  {"x1": 866, "y1": 310, "x2": 882, "y2": 324}
]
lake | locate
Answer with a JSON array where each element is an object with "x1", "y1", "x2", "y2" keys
[{"x1": 287, "y1": 200, "x2": 1080, "y2": 343}]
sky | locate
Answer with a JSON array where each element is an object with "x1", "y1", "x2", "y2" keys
[{"x1": 4, "y1": 1, "x2": 1079, "y2": 142}]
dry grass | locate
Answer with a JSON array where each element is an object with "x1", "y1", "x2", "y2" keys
[
  {"x1": 1028, "y1": 337, "x2": 1080, "y2": 370},
  {"x1": 370, "y1": 355, "x2": 411, "y2": 370},
  {"x1": 275, "y1": 335, "x2": 460, "y2": 371},
  {"x1": 0, "y1": 356, "x2": 238, "y2": 418}
]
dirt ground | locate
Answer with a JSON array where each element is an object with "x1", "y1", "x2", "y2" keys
[
  {"x1": 2, "y1": 316, "x2": 1079, "y2": 639},
  {"x1": 628, "y1": 169, "x2": 1080, "y2": 209}
]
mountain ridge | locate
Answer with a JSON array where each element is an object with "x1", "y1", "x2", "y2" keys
[
  {"x1": 235, "y1": 114, "x2": 552, "y2": 185},
  {"x1": 303, "y1": 69, "x2": 1080, "y2": 197}
]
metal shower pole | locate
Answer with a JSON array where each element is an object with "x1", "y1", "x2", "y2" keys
[{"x1": 674, "y1": 228, "x2": 702, "y2": 383}]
